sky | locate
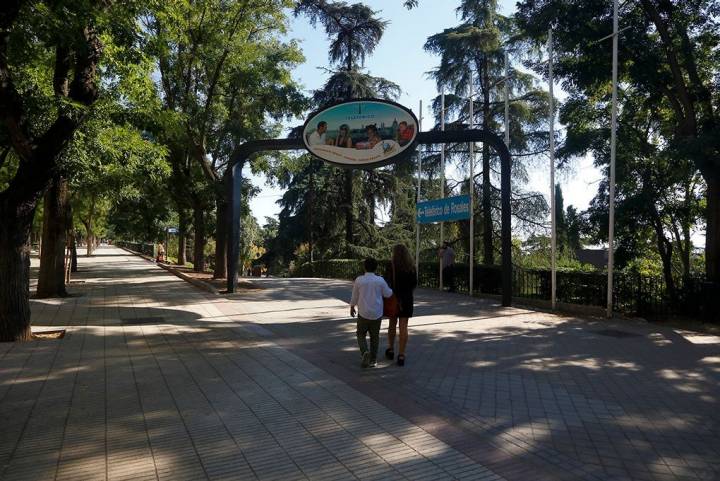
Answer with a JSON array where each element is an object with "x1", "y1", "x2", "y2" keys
[{"x1": 246, "y1": 0, "x2": 604, "y2": 232}]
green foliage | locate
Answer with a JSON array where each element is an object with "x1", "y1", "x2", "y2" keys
[
  {"x1": 515, "y1": 234, "x2": 595, "y2": 272},
  {"x1": 516, "y1": 0, "x2": 720, "y2": 281},
  {"x1": 269, "y1": 0, "x2": 413, "y2": 267},
  {"x1": 423, "y1": 0, "x2": 551, "y2": 269}
]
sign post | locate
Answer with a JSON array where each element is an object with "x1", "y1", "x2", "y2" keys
[
  {"x1": 468, "y1": 72, "x2": 475, "y2": 296},
  {"x1": 439, "y1": 92, "x2": 446, "y2": 290},
  {"x1": 416, "y1": 100, "x2": 423, "y2": 278},
  {"x1": 417, "y1": 196, "x2": 471, "y2": 224},
  {"x1": 549, "y1": 29, "x2": 557, "y2": 310}
]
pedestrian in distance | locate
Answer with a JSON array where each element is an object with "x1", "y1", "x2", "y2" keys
[
  {"x1": 439, "y1": 241, "x2": 456, "y2": 292},
  {"x1": 156, "y1": 243, "x2": 165, "y2": 263},
  {"x1": 350, "y1": 257, "x2": 393, "y2": 368},
  {"x1": 384, "y1": 244, "x2": 417, "y2": 366}
]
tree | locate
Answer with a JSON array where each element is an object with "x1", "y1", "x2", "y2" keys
[
  {"x1": 565, "y1": 204, "x2": 583, "y2": 252},
  {"x1": 516, "y1": 0, "x2": 720, "y2": 283},
  {"x1": 36, "y1": 175, "x2": 71, "y2": 298},
  {"x1": 70, "y1": 121, "x2": 170, "y2": 256},
  {"x1": 555, "y1": 56, "x2": 704, "y2": 297},
  {"x1": 0, "y1": 1, "x2": 145, "y2": 341},
  {"x1": 147, "y1": 0, "x2": 305, "y2": 277},
  {"x1": 554, "y1": 183, "x2": 568, "y2": 252},
  {"x1": 35, "y1": 31, "x2": 169, "y2": 296},
  {"x1": 424, "y1": 0, "x2": 549, "y2": 265},
  {"x1": 294, "y1": 0, "x2": 399, "y2": 252}
]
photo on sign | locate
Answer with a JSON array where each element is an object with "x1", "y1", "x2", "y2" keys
[{"x1": 303, "y1": 100, "x2": 418, "y2": 168}]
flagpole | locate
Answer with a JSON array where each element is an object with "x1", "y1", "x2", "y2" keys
[
  {"x1": 549, "y1": 29, "x2": 557, "y2": 311},
  {"x1": 416, "y1": 100, "x2": 423, "y2": 279},
  {"x1": 607, "y1": 0, "x2": 619, "y2": 318},
  {"x1": 504, "y1": 51, "x2": 510, "y2": 148},
  {"x1": 440, "y1": 92, "x2": 446, "y2": 290},
  {"x1": 469, "y1": 73, "x2": 475, "y2": 296}
]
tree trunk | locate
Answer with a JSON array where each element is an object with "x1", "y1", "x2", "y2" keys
[
  {"x1": 70, "y1": 231, "x2": 78, "y2": 273},
  {"x1": 178, "y1": 211, "x2": 187, "y2": 265},
  {"x1": 85, "y1": 227, "x2": 94, "y2": 256},
  {"x1": 84, "y1": 192, "x2": 97, "y2": 256},
  {"x1": 707, "y1": 175, "x2": 720, "y2": 283},
  {"x1": 0, "y1": 200, "x2": 34, "y2": 342},
  {"x1": 213, "y1": 195, "x2": 227, "y2": 279},
  {"x1": 37, "y1": 176, "x2": 69, "y2": 298},
  {"x1": 655, "y1": 229, "x2": 677, "y2": 305},
  {"x1": 481, "y1": 59, "x2": 494, "y2": 265},
  {"x1": 193, "y1": 206, "x2": 206, "y2": 272},
  {"x1": 344, "y1": 170, "x2": 354, "y2": 247},
  {"x1": 681, "y1": 224, "x2": 691, "y2": 279},
  {"x1": 308, "y1": 168, "x2": 315, "y2": 263}
]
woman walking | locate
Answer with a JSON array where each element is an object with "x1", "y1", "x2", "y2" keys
[{"x1": 384, "y1": 244, "x2": 417, "y2": 366}]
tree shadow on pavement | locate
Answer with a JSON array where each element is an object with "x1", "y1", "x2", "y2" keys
[{"x1": 256, "y1": 307, "x2": 720, "y2": 481}]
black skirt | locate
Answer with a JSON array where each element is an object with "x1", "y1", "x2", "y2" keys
[
  {"x1": 397, "y1": 295, "x2": 414, "y2": 318},
  {"x1": 384, "y1": 264, "x2": 417, "y2": 319}
]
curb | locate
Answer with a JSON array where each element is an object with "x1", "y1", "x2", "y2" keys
[
  {"x1": 156, "y1": 263, "x2": 221, "y2": 296},
  {"x1": 117, "y1": 246, "x2": 220, "y2": 296}
]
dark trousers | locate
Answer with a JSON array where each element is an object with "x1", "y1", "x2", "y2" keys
[
  {"x1": 356, "y1": 316, "x2": 381, "y2": 361},
  {"x1": 443, "y1": 266, "x2": 456, "y2": 291}
]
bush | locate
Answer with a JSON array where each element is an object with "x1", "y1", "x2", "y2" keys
[{"x1": 292, "y1": 259, "x2": 365, "y2": 280}]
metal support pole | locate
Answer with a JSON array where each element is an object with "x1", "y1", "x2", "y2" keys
[
  {"x1": 416, "y1": 100, "x2": 423, "y2": 279},
  {"x1": 440, "y1": 92, "x2": 446, "y2": 290},
  {"x1": 227, "y1": 162, "x2": 243, "y2": 293},
  {"x1": 607, "y1": 0, "x2": 619, "y2": 318},
  {"x1": 549, "y1": 29, "x2": 557, "y2": 310},
  {"x1": 504, "y1": 51, "x2": 510, "y2": 148},
  {"x1": 469, "y1": 72, "x2": 475, "y2": 296}
]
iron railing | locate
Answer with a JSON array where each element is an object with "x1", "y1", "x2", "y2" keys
[{"x1": 291, "y1": 259, "x2": 717, "y2": 321}]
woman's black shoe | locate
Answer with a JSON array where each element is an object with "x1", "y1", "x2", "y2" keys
[
  {"x1": 385, "y1": 348, "x2": 394, "y2": 360},
  {"x1": 397, "y1": 354, "x2": 405, "y2": 366}
]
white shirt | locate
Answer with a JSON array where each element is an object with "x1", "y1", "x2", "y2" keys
[
  {"x1": 307, "y1": 130, "x2": 326, "y2": 145},
  {"x1": 350, "y1": 272, "x2": 393, "y2": 320},
  {"x1": 441, "y1": 247, "x2": 455, "y2": 268}
]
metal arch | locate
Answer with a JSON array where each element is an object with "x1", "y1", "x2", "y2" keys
[
  {"x1": 226, "y1": 129, "x2": 512, "y2": 308},
  {"x1": 226, "y1": 138, "x2": 303, "y2": 296}
]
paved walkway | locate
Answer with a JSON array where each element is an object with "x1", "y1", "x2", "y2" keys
[{"x1": 0, "y1": 246, "x2": 718, "y2": 481}]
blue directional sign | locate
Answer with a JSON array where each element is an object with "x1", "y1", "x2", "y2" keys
[{"x1": 417, "y1": 195, "x2": 471, "y2": 224}]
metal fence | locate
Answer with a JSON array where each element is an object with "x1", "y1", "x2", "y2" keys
[
  {"x1": 291, "y1": 259, "x2": 718, "y2": 322},
  {"x1": 115, "y1": 241, "x2": 155, "y2": 258}
]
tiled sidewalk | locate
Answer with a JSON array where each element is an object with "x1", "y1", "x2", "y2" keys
[
  {"x1": 0, "y1": 247, "x2": 503, "y2": 481},
  {"x1": 216, "y1": 277, "x2": 720, "y2": 481}
]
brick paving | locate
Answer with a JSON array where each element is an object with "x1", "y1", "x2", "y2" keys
[
  {"x1": 216, "y1": 277, "x2": 720, "y2": 481},
  {"x1": 1, "y1": 247, "x2": 504, "y2": 481},
  {"x1": 1, "y1": 247, "x2": 719, "y2": 480}
]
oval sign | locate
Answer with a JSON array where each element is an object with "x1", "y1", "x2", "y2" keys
[{"x1": 302, "y1": 99, "x2": 419, "y2": 168}]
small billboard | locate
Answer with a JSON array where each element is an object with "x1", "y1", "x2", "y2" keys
[
  {"x1": 417, "y1": 196, "x2": 471, "y2": 224},
  {"x1": 302, "y1": 99, "x2": 419, "y2": 168}
]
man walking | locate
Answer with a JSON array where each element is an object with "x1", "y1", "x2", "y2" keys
[
  {"x1": 350, "y1": 258, "x2": 393, "y2": 368},
  {"x1": 439, "y1": 241, "x2": 456, "y2": 292}
]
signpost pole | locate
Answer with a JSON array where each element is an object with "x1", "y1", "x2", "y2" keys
[
  {"x1": 227, "y1": 162, "x2": 243, "y2": 293},
  {"x1": 440, "y1": 92, "x2": 446, "y2": 290},
  {"x1": 416, "y1": 100, "x2": 423, "y2": 279},
  {"x1": 505, "y1": 52, "x2": 510, "y2": 148},
  {"x1": 607, "y1": 0, "x2": 619, "y2": 318},
  {"x1": 469, "y1": 72, "x2": 475, "y2": 296},
  {"x1": 549, "y1": 29, "x2": 557, "y2": 310}
]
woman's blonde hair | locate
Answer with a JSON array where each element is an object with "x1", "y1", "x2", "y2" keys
[{"x1": 391, "y1": 244, "x2": 415, "y2": 274}]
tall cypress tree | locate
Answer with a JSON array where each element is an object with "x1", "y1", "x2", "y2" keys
[
  {"x1": 295, "y1": 0, "x2": 400, "y2": 253},
  {"x1": 425, "y1": 0, "x2": 549, "y2": 265}
]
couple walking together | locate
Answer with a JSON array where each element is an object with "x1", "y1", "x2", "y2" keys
[{"x1": 350, "y1": 244, "x2": 417, "y2": 368}]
